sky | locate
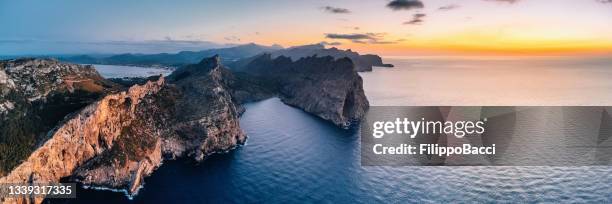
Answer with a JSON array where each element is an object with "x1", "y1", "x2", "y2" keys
[{"x1": 1, "y1": 0, "x2": 612, "y2": 56}]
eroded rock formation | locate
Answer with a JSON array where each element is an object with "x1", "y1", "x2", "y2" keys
[
  {"x1": 0, "y1": 77, "x2": 165, "y2": 204},
  {"x1": 231, "y1": 54, "x2": 369, "y2": 128},
  {"x1": 0, "y1": 54, "x2": 368, "y2": 203},
  {"x1": 268, "y1": 44, "x2": 392, "y2": 72},
  {"x1": 0, "y1": 58, "x2": 118, "y2": 176},
  {"x1": 1, "y1": 57, "x2": 246, "y2": 203}
]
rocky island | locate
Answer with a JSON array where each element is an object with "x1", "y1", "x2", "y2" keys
[{"x1": 0, "y1": 54, "x2": 369, "y2": 203}]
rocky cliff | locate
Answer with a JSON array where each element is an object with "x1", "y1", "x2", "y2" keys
[
  {"x1": 0, "y1": 58, "x2": 118, "y2": 176},
  {"x1": 232, "y1": 54, "x2": 369, "y2": 128},
  {"x1": 68, "y1": 57, "x2": 247, "y2": 196},
  {"x1": 0, "y1": 77, "x2": 165, "y2": 204},
  {"x1": 165, "y1": 55, "x2": 246, "y2": 161},
  {"x1": 0, "y1": 57, "x2": 246, "y2": 203},
  {"x1": 0, "y1": 54, "x2": 368, "y2": 203},
  {"x1": 267, "y1": 44, "x2": 392, "y2": 72}
]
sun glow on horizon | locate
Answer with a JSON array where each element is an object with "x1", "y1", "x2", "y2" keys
[{"x1": 2, "y1": 0, "x2": 612, "y2": 56}]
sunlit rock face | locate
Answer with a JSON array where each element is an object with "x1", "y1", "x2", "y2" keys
[
  {"x1": 1, "y1": 57, "x2": 246, "y2": 204},
  {"x1": 0, "y1": 58, "x2": 118, "y2": 177},
  {"x1": 1, "y1": 54, "x2": 369, "y2": 203}
]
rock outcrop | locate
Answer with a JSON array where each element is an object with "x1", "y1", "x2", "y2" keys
[
  {"x1": 69, "y1": 57, "x2": 247, "y2": 195},
  {"x1": 0, "y1": 58, "x2": 118, "y2": 176},
  {"x1": 1, "y1": 57, "x2": 246, "y2": 203},
  {"x1": 232, "y1": 54, "x2": 369, "y2": 128},
  {"x1": 361, "y1": 54, "x2": 394, "y2": 68},
  {"x1": 165, "y1": 55, "x2": 246, "y2": 160},
  {"x1": 0, "y1": 78, "x2": 165, "y2": 204},
  {"x1": 0, "y1": 54, "x2": 369, "y2": 203},
  {"x1": 267, "y1": 44, "x2": 392, "y2": 72}
]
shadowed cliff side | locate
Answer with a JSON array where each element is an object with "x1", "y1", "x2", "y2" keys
[
  {"x1": 166, "y1": 55, "x2": 247, "y2": 160},
  {"x1": 230, "y1": 53, "x2": 369, "y2": 128},
  {"x1": 269, "y1": 44, "x2": 393, "y2": 72}
]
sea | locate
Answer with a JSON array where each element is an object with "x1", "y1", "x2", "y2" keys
[
  {"x1": 51, "y1": 57, "x2": 612, "y2": 203},
  {"x1": 88, "y1": 64, "x2": 172, "y2": 78}
]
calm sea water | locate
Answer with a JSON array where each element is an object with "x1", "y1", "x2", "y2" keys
[
  {"x1": 53, "y1": 57, "x2": 612, "y2": 203},
  {"x1": 90, "y1": 64, "x2": 172, "y2": 78},
  {"x1": 363, "y1": 56, "x2": 612, "y2": 106}
]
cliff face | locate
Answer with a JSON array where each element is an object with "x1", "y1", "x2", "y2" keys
[
  {"x1": 70, "y1": 78, "x2": 171, "y2": 195},
  {"x1": 0, "y1": 58, "x2": 117, "y2": 176},
  {"x1": 1, "y1": 57, "x2": 246, "y2": 203},
  {"x1": 234, "y1": 54, "x2": 369, "y2": 128},
  {"x1": 1, "y1": 54, "x2": 368, "y2": 203},
  {"x1": 71, "y1": 56, "x2": 247, "y2": 194},
  {"x1": 0, "y1": 78, "x2": 165, "y2": 204},
  {"x1": 166, "y1": 55, "x2": 246, "y2": 160}
]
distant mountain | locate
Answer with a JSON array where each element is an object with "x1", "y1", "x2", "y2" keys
[
  {"x1": 230, "y1": 44, "x2": 392, "y2": 72},
  {"x1": 270, "y1": 44, "x2": 393, "y2": 72},
  {"x1": 60, "y1": 43, "x2": 392, "y2": 72},
  {"x1": 61, "y1": 43, "x2": 283, "y2": 67}
]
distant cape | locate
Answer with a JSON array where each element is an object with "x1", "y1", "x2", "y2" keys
[{"x1": 60, "y1": 43, "x2": 392, "y2": 72}]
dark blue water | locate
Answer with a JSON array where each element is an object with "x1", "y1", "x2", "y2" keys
[{"x1": 51, "y1": 98, "x2": 612, "y2": 203}]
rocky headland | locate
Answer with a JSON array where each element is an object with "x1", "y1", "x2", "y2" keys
[
  {"x1": 231, "y1": 54, "x2": 369, "y2": 128},
  {"x1": 268, "y1": 44, "x2": 393, "y2": 72},
  {"x1": 0, "y1": 54, "x2": 369, "y2": 203},
  {"x1": 0, "y1": 58, "x2": 118, "y2": 176}
]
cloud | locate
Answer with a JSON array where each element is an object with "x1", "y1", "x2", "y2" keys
[
  {"x1": 325, "y1": 33, "x2": 376, "y2": 40},
  {"x1": 438, "y1": 4, "x2": 460, "y2": 11},
  {"x1": 369, "y1": 41, "x2": 397, "y2": 44},
  {"x1": 484, "y1": 0, "x2": 520, "y2": 3},
  {"x1": 224, "y1": 36, "x2": 241, "y2": 42},
  {"x1": 386, "y1": 0, "x2": 424, "y2": 11},
  {"x1": 597, "y1": 0, "x2": 612, "y2": 3},
  {"x1": 403, "y1": 13, "x2": 426, "y2": 25},
  {"x1": 319, "y1": 41, "x2": 342, "y2": 46},
  {"x1": 321, "y1": 6, "x2": 351, "y2": 14},
  {"x1": 324, "y1": 32, "x2": 395, "y2": 44}
]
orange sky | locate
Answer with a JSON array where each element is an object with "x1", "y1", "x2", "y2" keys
[
  {"x1": 245, "y1": 0, "x2": 612, "y2": 56},
  {"x1": 3, "y1": 0, "x2": 612, "y2": 56}
]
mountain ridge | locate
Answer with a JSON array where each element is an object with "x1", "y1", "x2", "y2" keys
[
  {"x1": 59, "y1": 43, "x2": 392, "y2": 72},
  {"x1": 1, "y1": 55, "x2": 369, "y2": 203}
]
